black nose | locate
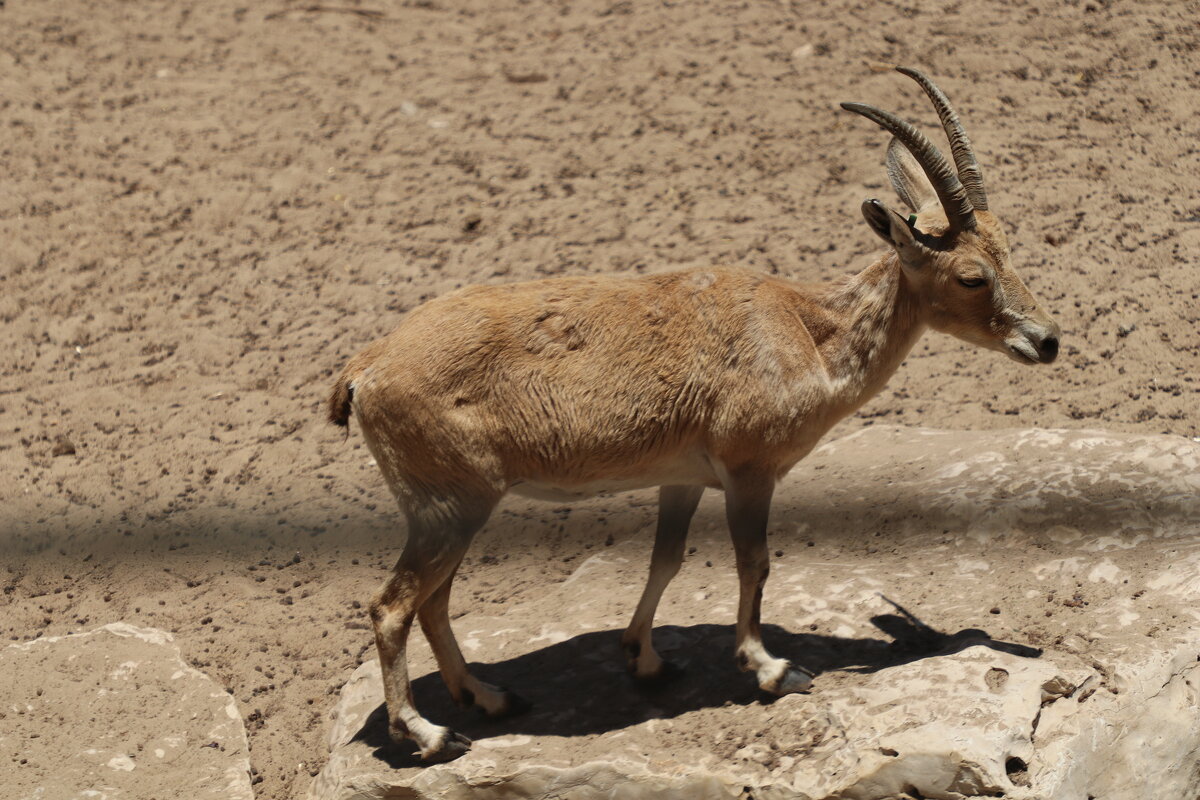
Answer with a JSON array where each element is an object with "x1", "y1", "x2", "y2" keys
[{"x1": 1038, "y1": 335, "x2": 1059, "y2": 363}]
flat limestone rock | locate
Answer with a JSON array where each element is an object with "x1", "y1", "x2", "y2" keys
[
  {"x1": 1, "y1": 622, "x2": 253, "y2": 800},
  {"x1": 309, "y1": 427, "x2": 1200, "y2": 800}
]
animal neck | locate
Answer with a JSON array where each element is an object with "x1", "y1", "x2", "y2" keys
[{"x1": 816, "y1": 253, "x2": 926, "y2": 405}]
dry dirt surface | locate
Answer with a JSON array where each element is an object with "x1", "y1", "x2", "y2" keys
[{"x1": 1, "y1": 0, "x2": 1199, "y2": 797}]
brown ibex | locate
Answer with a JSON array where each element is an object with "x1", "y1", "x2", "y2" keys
[{"x1": 328, "y1": 67, "x2": 1060, "y2": 762}]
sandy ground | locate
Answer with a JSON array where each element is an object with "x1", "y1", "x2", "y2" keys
[{"x1": 1, "y1": 0, "x2": 1199, "y2": 797}]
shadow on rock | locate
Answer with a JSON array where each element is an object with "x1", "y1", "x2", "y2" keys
[
  {"x1": 355, "y1": 602, "x2": 1041, "y2": 757},
  {"x1": 832, "y1": 594, "x2": 1042, "y2": 674}
]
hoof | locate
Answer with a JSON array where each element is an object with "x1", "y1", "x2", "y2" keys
[
  {"x1": 633, "y1": 659, "x2": 685, "y2": 688},
  {"x1": 421, "y1": 728, "x2": 472, "y2": 763},
  {"x1": 485, "y1": 688, "x2": 532, "y2": 718},
  {"x1": 770, "y1": 666, "x2": 814, "y2": 696}
]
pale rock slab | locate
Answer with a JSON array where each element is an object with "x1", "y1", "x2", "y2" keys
[
  {"x1": 309, "y1": 427, "x2": 1200, "y2": 800},
  {"x1": 1, "y1": 622, "x2": 253, "y2": 800}
]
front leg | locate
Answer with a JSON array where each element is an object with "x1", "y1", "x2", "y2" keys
[{"x1": 723, "y1": 470, "x2": 813, "y2": 695}]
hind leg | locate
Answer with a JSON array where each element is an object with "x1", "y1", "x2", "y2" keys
[
  {"x1": 369, "y1": 496, "x2": 495, "y2": 762},
  {"x1": 419, "y1": 566, "x2": 530, "y2": 718},
  {"x1": 621, "y1": 484, "x2": 704, "y2": 680}
]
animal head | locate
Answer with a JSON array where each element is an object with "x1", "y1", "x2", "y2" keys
[{"x1": 843, "y1": 67, "x2": 1060, "y2": 365}]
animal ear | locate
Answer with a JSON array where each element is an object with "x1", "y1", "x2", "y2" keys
[
  {"x1": 886, "y1": 137, "x2": 939, "y2": 213},
  {"x1": 860, "y1": 198, "x2": 931, "y2": 270}
]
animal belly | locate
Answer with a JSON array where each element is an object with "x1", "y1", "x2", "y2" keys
[{"x1": 509, "y1": 456, "x2": 719, "y2": 501}]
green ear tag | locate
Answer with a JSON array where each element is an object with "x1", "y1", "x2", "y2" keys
[{"x1": 907, "y1": 214, "x2": 918, "y2": 227}]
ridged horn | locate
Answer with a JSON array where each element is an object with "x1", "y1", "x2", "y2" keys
[
  {"x1": 840, "y1": 100, "x2": 977, "y2": 233},
  {"x1": 896, "y1": 67, "x2": 988, "y2": 211}
]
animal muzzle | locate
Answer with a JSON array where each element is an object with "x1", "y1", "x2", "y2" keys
[{"x1": 1005, "y1": 318, "x2": 1061, "y2": 365}]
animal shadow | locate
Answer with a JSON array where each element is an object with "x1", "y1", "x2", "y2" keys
[{"x1": 355, "y1": 597, "x2": 1040, "y2": 765}]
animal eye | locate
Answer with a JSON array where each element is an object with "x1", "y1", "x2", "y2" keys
[{"x1": 958, "y1": 277, "x2": 986, "y2": 289}]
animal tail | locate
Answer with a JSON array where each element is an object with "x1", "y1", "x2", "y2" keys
[{"x1": 327, "y1": 371, "x2": 355, "y2": 428}]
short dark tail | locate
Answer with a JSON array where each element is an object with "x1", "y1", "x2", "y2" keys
[{"x1": 327, "y1": 373, "x2": 354, "y2": 428}]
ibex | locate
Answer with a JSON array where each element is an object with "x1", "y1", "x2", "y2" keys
[{"x1": 328, "y1": 67, "x2": 1060, "y2": 762}]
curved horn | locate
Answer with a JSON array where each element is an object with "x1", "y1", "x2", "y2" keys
[
  {"x1": 896, "y1": 67, "x2": 988, "y2": 211},
  {"x1": 840, "y1": 100, "x2": 976, "y2": 233}
]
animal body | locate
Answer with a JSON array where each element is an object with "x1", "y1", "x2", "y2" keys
[{"x1": 328, "y1": 67, "x2": 1060, "y2": 762}]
